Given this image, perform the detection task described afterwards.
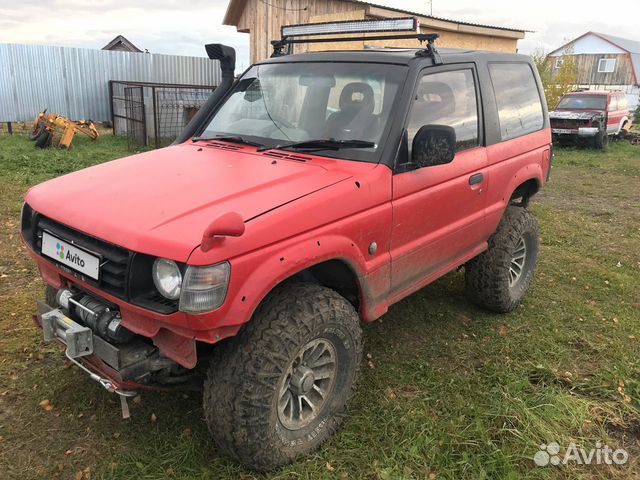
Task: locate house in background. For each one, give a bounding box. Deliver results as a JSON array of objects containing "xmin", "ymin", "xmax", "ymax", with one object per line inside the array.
[
  {"xmin": 548, "ymin": 32, "xmax": 640, "ymax": 109},
  {"xmin": 224, "ymin": 0, "xmax": 527, "ymax": 63},
  {"xmin": 102, "ymin": 35, "xmax": 144, "ymax": 53}
]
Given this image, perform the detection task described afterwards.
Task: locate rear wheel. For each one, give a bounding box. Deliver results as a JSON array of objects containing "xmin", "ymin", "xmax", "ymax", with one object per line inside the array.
[
  {"xmin": 203, "ymin": 283, "xmax": 363, "ymax": 471},
  {"xmin": 465, "ymin": 206, "xmax": 539, "ymax": 313}
]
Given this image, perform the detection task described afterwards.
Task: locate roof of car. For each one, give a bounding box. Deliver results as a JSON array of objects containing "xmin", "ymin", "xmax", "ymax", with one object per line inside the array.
[{"xmin": 256, "ymin": 48, "xmax": 531, "ymax": 66}]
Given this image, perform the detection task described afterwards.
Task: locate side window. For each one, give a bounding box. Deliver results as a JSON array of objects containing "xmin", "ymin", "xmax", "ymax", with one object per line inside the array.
[
  {"xmin": 406, "ymin": 68, "xmax": 479, "ymax": 163},
  {"xmin": 598, "ymin": 58, "xmax": 616, "ymax": 73},
  {"xmin": 609, "ymin": 95, "xmax": 618, "ymax": 112},
  {"xmin": 488, "ymin": 63, "xmax": 544, "ymax": 141},
  {"xmin": 618, "ymin": 94, "xmax": 629, "ymax": 111}
]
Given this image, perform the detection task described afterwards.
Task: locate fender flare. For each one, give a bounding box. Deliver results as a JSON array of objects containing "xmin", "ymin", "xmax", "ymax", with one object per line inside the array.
[
  {"xmin": 505, "ymin": 164, "xmax": 544, "ymax": 203},
  {"xmin": 194, "ymin": 233, "xmax": 381, "ymax": 331}
]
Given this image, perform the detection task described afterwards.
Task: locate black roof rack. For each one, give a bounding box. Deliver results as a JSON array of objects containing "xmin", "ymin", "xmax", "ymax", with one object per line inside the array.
[{"xmin": 271, "ymin": 18, "xmax": 443, "ymax": 65}]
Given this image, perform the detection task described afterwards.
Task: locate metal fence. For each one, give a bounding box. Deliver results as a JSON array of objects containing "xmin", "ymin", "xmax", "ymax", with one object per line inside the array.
[
  {"xmin": 110, "ymin": 81, "xmax": 215, "ymax": 149},
  {"xmin": 0, "ymin": 43, "xmax": 221, "ymax": 123}
]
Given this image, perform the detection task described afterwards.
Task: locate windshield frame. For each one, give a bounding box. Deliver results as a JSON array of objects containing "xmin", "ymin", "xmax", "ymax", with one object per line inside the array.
[{"xmin": 194, "ymin": 60, "xmax": 410, "ymax": 164}]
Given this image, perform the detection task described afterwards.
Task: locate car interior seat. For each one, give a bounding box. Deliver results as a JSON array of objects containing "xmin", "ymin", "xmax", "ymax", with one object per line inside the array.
[{"xmin": 326, "ymin": 82, "xmax": 379, "ymax": 141}]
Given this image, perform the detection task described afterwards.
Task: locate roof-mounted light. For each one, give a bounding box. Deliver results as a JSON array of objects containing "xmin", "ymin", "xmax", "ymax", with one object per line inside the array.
[
  {"xmin": 272, "ymin": 17, "xmax": 442, "ymax": 65},
  {"xmin": 281, "ymin": 17, "xmax": 418, "ymax": 38}
]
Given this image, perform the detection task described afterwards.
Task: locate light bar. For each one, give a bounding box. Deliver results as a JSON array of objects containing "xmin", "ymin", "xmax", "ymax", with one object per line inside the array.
[{"xmin": 281, "ymin": 17, "xmax": 418, "ymax": 38}]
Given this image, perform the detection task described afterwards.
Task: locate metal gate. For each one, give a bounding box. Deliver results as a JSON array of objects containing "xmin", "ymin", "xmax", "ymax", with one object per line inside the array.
[
  {"xmin": 124, "ymin": 86, "xmax": 146, "ymax": 148},
  {"xmin": 109, "ymin": 81, "xmax": 216, "ymax": 149},
  {"xmin": 154, "ymin": 87, "xmax": 213, "ymax": 148}
]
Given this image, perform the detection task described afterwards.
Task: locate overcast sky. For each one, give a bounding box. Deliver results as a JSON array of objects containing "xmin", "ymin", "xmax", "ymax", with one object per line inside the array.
[{"xmin": 1, "ymin": 0, "xmax": 639, "ymax": 71}]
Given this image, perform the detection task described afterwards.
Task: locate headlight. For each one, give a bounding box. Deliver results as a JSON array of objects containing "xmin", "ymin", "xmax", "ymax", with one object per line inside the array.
[
  {"xmin": 152, "ymin": 258, "xmax": 182, "ymax": 300},
  {"xmin": 179, "ymin": 262, "xmax": 230, "ymax": 314}
]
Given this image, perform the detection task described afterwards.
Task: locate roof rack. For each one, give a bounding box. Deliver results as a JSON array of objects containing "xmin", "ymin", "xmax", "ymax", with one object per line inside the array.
[{"xmin": 271, "ymin": 17, "xmax": 443, "ymax": 65}]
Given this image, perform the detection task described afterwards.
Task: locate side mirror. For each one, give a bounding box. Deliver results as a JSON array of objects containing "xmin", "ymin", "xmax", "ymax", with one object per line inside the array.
[{"xmin": 411, "ymin": 125, "xmax": 456, "ymax": 168}]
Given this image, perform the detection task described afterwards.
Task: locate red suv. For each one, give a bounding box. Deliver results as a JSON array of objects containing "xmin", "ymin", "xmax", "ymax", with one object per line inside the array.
[
  {"xmin": 550, "ymin": 90, "xmax": 632, "ymax": 148},
  {"xmin": 21, "ymin": 31, "xmax": 551, "ymax": 470}
]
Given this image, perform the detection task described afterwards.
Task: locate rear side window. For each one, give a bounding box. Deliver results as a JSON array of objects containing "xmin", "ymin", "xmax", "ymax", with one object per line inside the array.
[
  {"xmin": 488, "ymin": 63, "xmax": 544, "ymax": 141},
  {"xmin": 609, "ymin": 95, "xmax": 618, "ymax": 111},
  {"xmin": 618, "ymin": 94, "xmax": 629, "ymax": 111}
]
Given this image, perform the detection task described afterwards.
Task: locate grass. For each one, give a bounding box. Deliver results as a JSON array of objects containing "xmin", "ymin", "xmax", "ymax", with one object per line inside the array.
[{"xmin": 1, "ymin": 134, "xmax": 640, "ymax": 479}]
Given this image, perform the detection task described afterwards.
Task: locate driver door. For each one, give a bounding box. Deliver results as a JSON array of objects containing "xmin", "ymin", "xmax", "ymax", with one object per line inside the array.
[{"xmin": 390, "ymin": 65, "xmax": 488, "ymax": 297}]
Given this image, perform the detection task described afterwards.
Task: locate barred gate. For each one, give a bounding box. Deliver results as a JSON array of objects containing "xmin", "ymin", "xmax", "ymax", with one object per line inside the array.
[
  {"xmin": 109, "ymin": 81, "xmax": 216, "ymax": 149},
  {"xmin": 124, "ymin": 86, "xmax": 145, "ymax": 148}
]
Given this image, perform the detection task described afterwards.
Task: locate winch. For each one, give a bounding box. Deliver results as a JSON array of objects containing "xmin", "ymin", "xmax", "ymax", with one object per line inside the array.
[{"xmin": 54, "ymin": 288, "xmax": 133, "ymax": 344}]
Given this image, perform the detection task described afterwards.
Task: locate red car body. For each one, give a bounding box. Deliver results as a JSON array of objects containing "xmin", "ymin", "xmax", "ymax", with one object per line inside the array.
[
  {"xmin": 23, "ymin": 132, "xmax": 551, "ymax": 371},
  {"xmin": 22, "ymin": 49, "xmax": 551, "ymax": 387}
]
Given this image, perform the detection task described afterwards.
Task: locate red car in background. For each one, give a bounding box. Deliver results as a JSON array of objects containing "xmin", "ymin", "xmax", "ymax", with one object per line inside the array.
[{"xmin": 549, "ymin": 91, "xmax": 632, "ymax": 148}]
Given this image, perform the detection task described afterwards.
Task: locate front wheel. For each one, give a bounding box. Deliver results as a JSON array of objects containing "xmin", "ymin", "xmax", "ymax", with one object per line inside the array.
[
  {"xmin": 203, "ymin": 283, "xmax": 363, "ymax": 471},
  {"xmin": 593, "ymin": 129, "xmax": 609, "ymax": 149},
  {"xmin": 465, "ymin": 206, "xmax": 539, "ymax": 313}
]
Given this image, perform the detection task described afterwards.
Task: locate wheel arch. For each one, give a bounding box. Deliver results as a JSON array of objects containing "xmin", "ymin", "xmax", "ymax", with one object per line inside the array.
[
  {"xmin": 509, "ymin": 176, "xmax": 541, "ymax": 207},
  {"xmin": 226, "ymin": 244, "xmax": 374, "ymax": 332},
  {"xmin": 284, "ymin": 259, "xmax": 362, "ymax": 310},
  {"xmin": 618, "ymin": 116, "xmax": 630, "ymax": 134}
]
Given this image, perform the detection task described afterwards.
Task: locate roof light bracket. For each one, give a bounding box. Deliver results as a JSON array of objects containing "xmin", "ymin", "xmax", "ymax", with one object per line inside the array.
[
  {"xmin": 270, "ymin": 17, "xmax": 445, "ymax": 60},
  {"xmin": 415, "ymin": 33, "xmax": 443, "ymax": 65}
]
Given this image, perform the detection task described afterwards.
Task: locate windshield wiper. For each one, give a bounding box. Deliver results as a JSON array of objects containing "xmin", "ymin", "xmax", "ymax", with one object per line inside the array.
[
  {"xmin": 257, "ymin": 138, "xmax": 375, "ymax": 153},
  {"xmin": 192, "ymin": 135, "xmax": 264, "ymax": 148}
]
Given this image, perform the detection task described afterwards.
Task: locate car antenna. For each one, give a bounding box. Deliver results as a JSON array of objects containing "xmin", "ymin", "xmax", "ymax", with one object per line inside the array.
[{"xmin": 415, "ymin": 33, "xmax": 443, "ymax": 65}]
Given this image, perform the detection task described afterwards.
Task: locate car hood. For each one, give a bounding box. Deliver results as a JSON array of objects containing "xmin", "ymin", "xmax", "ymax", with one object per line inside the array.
[
  {"xmin": 25, "ymin": 143, "xmax": 359, "ymax": 261},
  {"xmin": 549, "ymin": 110, "xmax": 604, "ymax": 120}
]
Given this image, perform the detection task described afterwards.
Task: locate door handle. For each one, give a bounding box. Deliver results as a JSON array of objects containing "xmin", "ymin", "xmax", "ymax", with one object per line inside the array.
[{"xmin": 469, "ymin": 173, "xmax": 484, "ymax": 186}]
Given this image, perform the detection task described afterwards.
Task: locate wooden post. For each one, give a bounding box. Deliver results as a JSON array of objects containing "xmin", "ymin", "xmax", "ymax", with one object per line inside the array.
[{"xmin": 7, "ymin": 122, "xmax": 12, "ymax": 135}]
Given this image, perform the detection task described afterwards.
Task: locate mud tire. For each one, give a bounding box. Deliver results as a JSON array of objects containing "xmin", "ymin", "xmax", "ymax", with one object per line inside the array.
[
  {"xmin": 203, "ymin": 283, "xmax": 363, "ymax": 471},
  {"xmin": 465, "ymin": 206, "xmax": 539, "ymax": 313}
]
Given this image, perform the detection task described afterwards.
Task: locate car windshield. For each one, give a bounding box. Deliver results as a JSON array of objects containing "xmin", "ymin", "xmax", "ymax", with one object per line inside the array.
[
  {"xmin": 557, "ymin": 95, "xmax": 607, "ymax": 110},
  {"xmin": 199, "ymin": 62, "xmax": 406, "ymax": 162}
]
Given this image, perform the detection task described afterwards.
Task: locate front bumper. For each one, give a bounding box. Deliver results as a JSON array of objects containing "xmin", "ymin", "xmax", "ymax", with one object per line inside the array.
[
  {"xmin": 35, "ymin": 300, "xmax": 177, "ymax": 396},
  {"xmin": 552, "ymin": 127, "xmax": 599, "ymax": 137}
]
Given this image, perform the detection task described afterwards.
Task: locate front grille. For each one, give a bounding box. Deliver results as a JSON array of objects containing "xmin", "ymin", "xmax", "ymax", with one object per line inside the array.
[
  {"xmin": 551, "ymin": 118, "xmax": 590, "ymax": 128},
  {"xmin": 23, "ymin": 204, "xmax": 179, "ymax": 315},
  {"xmin": 35, "ymin": 216, "xmax": 130, "ymax": 299}
]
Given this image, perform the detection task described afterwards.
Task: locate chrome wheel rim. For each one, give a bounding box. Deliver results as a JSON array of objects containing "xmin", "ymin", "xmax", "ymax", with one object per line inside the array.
[
  {"xmin": 277, "ymin": 338, "xmax": 337, "ymax": 430},
  {"xmin": 509, "ymin": 236, "xmax": 527, "ymax": 287}
]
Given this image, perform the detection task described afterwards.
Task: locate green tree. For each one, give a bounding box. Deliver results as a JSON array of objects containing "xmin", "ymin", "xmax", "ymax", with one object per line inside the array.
[{"xmin": 532, "ymin": 47, "xmax": 578, "ymax": 110}]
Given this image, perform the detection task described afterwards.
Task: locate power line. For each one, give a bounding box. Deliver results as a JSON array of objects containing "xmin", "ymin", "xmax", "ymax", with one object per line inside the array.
[{"xmin": 258, "ymin": 0, "xmax": 308, "ymax": 12}]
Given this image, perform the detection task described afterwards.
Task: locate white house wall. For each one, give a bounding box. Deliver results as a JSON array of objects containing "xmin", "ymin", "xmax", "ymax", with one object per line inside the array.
[{"xmin": 549, "ymin": 34, "xmax": 626, "ymax": 56}]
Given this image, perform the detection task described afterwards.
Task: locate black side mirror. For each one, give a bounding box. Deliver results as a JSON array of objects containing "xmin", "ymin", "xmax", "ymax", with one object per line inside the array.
[{"xmin": 411, "ymin": 125, "xmax": 456, "ymax": 168}]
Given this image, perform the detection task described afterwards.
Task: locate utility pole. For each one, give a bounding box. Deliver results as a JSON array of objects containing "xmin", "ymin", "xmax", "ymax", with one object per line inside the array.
[{"xmin": 427, "ymin": 0, "xmax": 433, "ymax": 15}]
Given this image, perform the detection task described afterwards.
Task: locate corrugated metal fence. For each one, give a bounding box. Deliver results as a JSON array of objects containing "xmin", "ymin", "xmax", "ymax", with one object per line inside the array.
[{"xmin": 0, "ymin": 43, "xmax": 221, "ymax": 122}]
